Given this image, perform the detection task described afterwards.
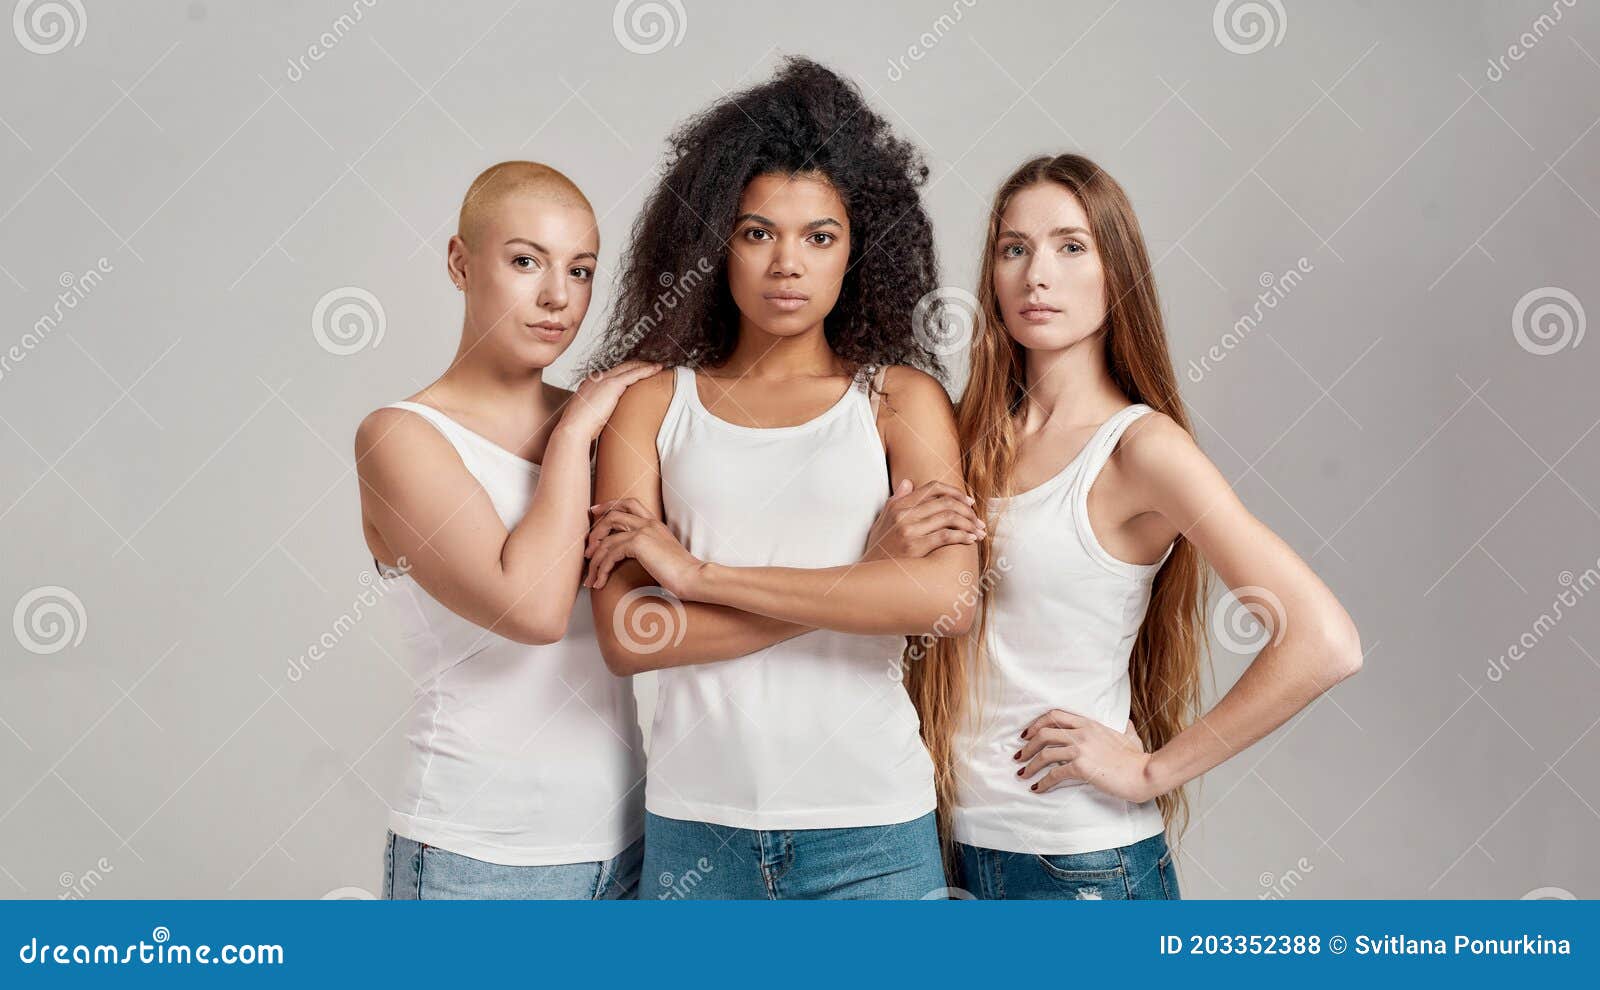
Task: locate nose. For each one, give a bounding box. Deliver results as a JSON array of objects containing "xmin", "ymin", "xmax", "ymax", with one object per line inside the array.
[
  {"xmin": 538, "ymin": 270, "xmax": 569, "ymax": 311},
  {"xmin": 769, "ymin": 236, "xmax": 804, "ymax": 278},
  {"xmin": 1023, "ymin": 253, "xmax": 1050, "ymax": 290}
]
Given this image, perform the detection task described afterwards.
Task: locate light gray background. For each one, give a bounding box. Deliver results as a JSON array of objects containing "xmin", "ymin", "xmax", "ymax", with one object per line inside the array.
[{"xmin": 1, "ymin": 0, "xmax": 1597, "ymax": 899}]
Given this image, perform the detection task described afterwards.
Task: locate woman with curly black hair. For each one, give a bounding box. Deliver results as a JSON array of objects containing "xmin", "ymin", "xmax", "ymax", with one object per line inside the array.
[{"xmin": 579, "ymin": 57, "xmax": 983, "ymax": 899}]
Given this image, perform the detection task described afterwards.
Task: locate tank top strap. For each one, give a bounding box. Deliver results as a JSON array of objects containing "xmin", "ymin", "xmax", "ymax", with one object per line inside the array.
[
  {"xmin": 865, "ymin": 363, "xmax": 888, "ymax": 417},
  {"xmin": 1071, "ymin": 403, "xmax": 1155, "ymax": 499},
  {"xmin": 385, "ymin": 400, "xmax": 473, "ymax": 455}
]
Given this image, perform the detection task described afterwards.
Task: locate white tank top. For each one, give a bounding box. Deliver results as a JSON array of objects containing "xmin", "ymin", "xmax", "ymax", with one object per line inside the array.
[
  {"xmin": 645, "ymin": 366, "xmax": 936, "ymax": 829},
  {"xmin": 951, "ymin": 403, "xmax": 1173, "ymax": 855},
  {"xmin": 376, "ymin": 400, "xmax": 645, "ymax": 865}
]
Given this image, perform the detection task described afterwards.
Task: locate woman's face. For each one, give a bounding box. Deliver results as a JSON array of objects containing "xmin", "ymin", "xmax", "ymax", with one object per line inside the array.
[
  {"xmin": 452, "ymin": 192, "xmax": 598, "ymax": 369},
  {"xmin": 991, "ymin": 181, "xmax": 1107, "ymax": 352},
  {"xmin": 726, "ymin": 171, "xmax": 851, "ymax": 337}
]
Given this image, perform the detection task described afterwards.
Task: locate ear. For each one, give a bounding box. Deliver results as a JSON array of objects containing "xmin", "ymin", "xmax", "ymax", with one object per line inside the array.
[{"xmin": 446, "ymin": 234, "xmax": 469, "ymax": 291}]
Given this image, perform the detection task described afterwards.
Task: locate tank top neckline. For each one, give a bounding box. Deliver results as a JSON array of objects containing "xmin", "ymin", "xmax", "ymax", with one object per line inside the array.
[
  {"xmin": 993, "ymin": 403, "xmax": 1146, "ymax": 506},
  {"xmin": 387, "ymin": 399, "xmax": 542, "ymax": 470},
  {"xmin": 676, "ymin": 365, "xmax": 865, "ymax": 436}
]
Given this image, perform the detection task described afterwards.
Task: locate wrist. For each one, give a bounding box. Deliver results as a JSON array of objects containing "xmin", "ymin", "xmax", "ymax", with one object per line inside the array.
[
  {"xmin": 549, "ymin": 422, "xmax": 595, "ymax": 455},
  {"xmin": 1139, "ymin": 748, "xmax": 1177, "ymax": 803},
  {"xmin": 683, "ymin": 560, "xmax": 725, "ymax": 603}
]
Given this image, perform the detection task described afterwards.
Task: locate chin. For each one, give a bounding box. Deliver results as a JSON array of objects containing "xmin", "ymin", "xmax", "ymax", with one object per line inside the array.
[{"xmin": 1005, "ymin": 319, "xmax": 1093, "ymax": 352}]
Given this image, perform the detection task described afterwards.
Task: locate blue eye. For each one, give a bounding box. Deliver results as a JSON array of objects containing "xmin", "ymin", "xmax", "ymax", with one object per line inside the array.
[
  {"xmin": 1064, "ymin": 242, "xmax": 1085, "ymax": 254},
  {"xmin": 1002, "ymin": 243, "xmax": 1025, "ymax": 258}
]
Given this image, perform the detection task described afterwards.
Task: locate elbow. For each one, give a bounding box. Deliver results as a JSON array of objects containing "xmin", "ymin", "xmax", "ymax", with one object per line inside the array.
[
  {"xmin": 597, "ymin": 636, "xmax": 650, "ymax": 677},
  {"xmin": 502, "ymin": 609, "xmax": 568, "ymax": 647},
  {"xmin": 911, "ymin": 576, "xmax": 981, "ymax": 638},
  {"xmin": 1318, "ymin": 612, "xmax": 1363, "ymax": 684}
]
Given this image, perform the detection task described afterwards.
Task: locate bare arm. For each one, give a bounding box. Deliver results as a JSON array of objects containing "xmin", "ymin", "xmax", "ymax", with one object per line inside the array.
[
  {"xmin": 354, "ymin": 361, "xmax": 658, "ymax": 645},
  {"xmin": 588, "ymin": 366, "xmax": 982, "ymax": 638},
  {"xmin": 1018, "ymin": 412, "xmax": 1363, "ymax": 801},
  {"xmin": 588, "ymin": 369, "xmax": 812, "ymax": 676}
]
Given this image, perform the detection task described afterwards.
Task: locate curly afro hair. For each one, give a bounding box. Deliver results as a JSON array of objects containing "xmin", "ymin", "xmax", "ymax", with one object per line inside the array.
[{"xmin": 584, "ymin": 56, "xmax": 945, "ymax": 383}]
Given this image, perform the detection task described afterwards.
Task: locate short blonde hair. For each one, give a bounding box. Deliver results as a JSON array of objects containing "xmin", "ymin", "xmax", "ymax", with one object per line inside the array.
[{"xmin": 457, "ymin": 161, "xmax": 593, "ymax": 247}]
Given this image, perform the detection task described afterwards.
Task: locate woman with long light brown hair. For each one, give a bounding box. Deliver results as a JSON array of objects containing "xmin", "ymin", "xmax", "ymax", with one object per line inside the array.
[{"xmin": 907, "ymin": 153, "xmax": 1363, "ymax": 899}]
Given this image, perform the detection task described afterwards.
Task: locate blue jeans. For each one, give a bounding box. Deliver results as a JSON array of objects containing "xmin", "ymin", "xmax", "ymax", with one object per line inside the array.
[
  {"xmin": 641, "ymin": 810, "xmax": 945, "ymax": 899},
  {"xmin": 382, "ymin": 830, "xmax": 643, "ymax": 900},
  {"xmin": 955, "ymin": 831, "xmax": 1180, "ymax": 900}
]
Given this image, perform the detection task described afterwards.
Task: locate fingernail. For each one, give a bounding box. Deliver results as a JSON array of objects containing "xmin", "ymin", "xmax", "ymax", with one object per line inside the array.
[
  {"xmin": 1029, "ymin": 783, "xmax": 1039, "ymax": 791},
  {"xmin": 1016, "ymin": 767, "xmax": 1025, "ymax": 777},
  {"xmin": 1012, "ymin": 749, "xmax": 1021, "ymax": 760},
  {"xmin": 1020, "ymin": 729, "xmax": 1029, "ymax": 739}
]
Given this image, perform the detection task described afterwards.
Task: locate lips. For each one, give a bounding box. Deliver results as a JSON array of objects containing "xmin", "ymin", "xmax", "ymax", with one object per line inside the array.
[
  {"xmin": 527, "ymin": 321, "xmax": 566, "ymax": 341},
  {"xmin": 1018, "ymin": 303, "xmax": 1060, "ymax": 323},
  {"xmin": 764, "ymin": 291, "xmax": 809, "ymax": 312}
]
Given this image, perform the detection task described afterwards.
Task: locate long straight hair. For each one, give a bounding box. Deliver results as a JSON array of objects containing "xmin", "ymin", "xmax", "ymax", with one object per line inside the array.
[{"xmin": 908, "ymin": 154, "xmax": 1210, "ymax": 870}]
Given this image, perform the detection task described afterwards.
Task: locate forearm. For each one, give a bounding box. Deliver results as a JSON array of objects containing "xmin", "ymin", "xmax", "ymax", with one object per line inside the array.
[
  {"xmin": 686, "ymin": 544, "xmax": 980, "ymax": 636},
  {"xmin": 496, "ymin": 425, "xmax": 593, "ymax": 633},
  {"xmin": 593, "ymin": 562, "xmax": 811, "ymax": 674},
  {"xmin": 1143, "ymin": 621, "xmax": 1362, "ymax": 796}
]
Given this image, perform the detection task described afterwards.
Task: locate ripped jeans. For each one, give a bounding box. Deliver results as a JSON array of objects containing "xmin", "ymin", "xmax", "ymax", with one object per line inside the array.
[{"xmin": 953, "ymin": 830, "xmax": 1179, "ymax": 900}]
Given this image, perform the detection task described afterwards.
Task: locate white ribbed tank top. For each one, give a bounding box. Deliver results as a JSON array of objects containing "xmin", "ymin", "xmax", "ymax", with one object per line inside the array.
[
  {"xmin": 645, "ymin": 366, "xmax": 936, "ymax": 829},
  {"xmin": 376, "ymin": 400, "xmax": 645, "ymax": 865},
  {"xmin": 951, "ymin": 403, "xmax": 1174, "ymax": 855}
]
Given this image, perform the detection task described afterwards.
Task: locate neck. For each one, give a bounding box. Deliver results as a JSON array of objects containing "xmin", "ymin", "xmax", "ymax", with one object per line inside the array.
[
  {"xmin": 1017, "ymin": 327, "xmax": 1126, "ymax": 430},
  {"xmin": 717, "ymin": 316, "xmax": 838, "ymax": 379},
  {"xmin": 424, "ymin": 324, "xmax": 555, "ymax": 420}
]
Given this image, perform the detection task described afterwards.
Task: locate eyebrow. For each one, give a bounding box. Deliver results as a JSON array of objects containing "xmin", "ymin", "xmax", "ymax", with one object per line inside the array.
[
  {"xmin": 504, "ymin": 238, "xmax": 598, "ymax": 262},
  {"xmin": 734, "ymin": 213, "xmax": 844, "ymax": 232},
  {"xmin": 997, "ymin": 225, "xmax": 1091, "ymax": 241}
]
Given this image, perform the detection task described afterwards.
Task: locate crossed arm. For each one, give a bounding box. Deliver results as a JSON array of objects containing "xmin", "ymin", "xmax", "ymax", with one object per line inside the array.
[{"xmin": 588, "ymin": 366, "xmax": 981, "ymax": 675}]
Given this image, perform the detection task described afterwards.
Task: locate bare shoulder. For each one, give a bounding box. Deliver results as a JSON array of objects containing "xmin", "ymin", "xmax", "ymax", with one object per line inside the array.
[
  {"xmin": 612, "ymin": 365, "xmax": 676, "ymax": 419},
  {"xmin": 353, "ymin": 404, "xmax": 460, "ymax": 484},
  {"xmin": 1111, "ymin": 409, "xmax": 1225, "ymax": 508},
  {"xmin": 876, "ymin": 364, "xmax": 954, "ymax": 418}
]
